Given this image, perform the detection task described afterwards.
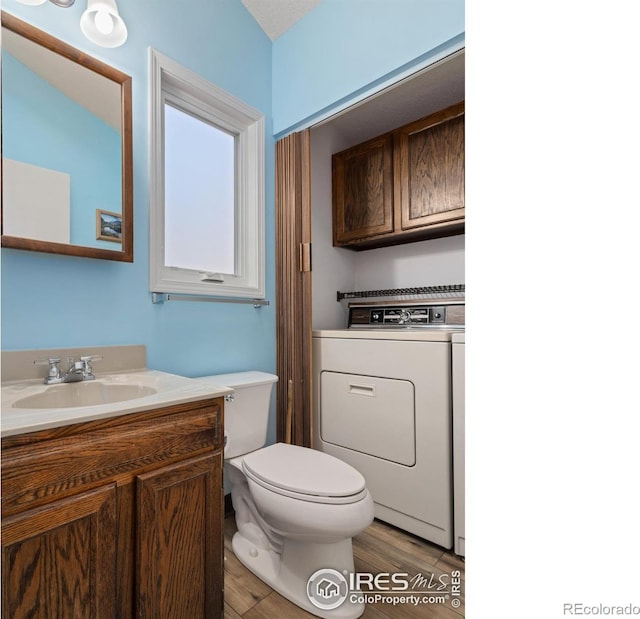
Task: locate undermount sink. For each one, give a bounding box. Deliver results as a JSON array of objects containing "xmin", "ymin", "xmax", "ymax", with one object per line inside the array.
[{"xmin": 12, "ymin": 381, "xmax": 157, "ymax": 409}]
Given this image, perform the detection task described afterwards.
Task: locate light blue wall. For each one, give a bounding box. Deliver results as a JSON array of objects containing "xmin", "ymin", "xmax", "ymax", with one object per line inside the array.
[
  {"xmin": 2, "ymin": 0, "xmax": 463, "ymax": 446},
  {"xmin": 1, "ymin": 0, "xmax": 275, "ymax": 399},
  {"xmin": 3, "ymin": 53, "xmax": 121, "ymax": 250},
  {"xmin": 272, "ymin": 0, "xmax": 465, "ymax": 135}
]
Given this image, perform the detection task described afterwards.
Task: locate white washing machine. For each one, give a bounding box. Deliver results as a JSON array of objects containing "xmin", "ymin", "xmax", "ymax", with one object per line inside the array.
[
  {"xmin": 313, "ymin": 302, "xmax": 463, "ymax": 549},
  {"xmin": 452, "ymin": 331, "xmax": 465, "ymax": 556}
]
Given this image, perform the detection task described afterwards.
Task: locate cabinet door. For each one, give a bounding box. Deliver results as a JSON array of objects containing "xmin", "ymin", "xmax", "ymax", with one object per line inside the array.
[
  {"xmin": 395, "ymin": 102, "xmax": 465, "ymax": 231},
  {"xmin": 332, "ymin": 134, "xmax": 394, "ymax": 244},
  {"xmin": 1, "ymin": 484, "xmax": 117, "ymax": 619},
  {"xmin": 136, "ymin": 452, "xmax": 222, "ymax": 619}
]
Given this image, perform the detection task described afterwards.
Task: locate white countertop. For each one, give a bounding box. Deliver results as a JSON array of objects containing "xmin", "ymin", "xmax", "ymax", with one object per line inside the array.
[{"xmin": 1, "ymin": 369, "xmax": 233, "ymax": 438}]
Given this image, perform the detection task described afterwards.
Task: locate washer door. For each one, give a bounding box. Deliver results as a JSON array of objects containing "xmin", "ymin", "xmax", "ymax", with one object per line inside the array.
[{"xmin": 319, "ymin": 371, "xmax": 416, "ymax": 466}]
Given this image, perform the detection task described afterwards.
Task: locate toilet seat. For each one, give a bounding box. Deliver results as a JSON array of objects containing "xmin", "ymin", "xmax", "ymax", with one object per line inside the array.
[{"xmin": 242, "ymin": 443, "xmax": 368, "ymax": 505}]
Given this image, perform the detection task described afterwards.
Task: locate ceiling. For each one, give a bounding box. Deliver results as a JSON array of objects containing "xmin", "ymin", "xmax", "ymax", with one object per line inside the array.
[
  {"xmin": 241, "ymin": 0, "xmax": 321, "ymax": 40},
  {"xmin": 314, "ymin": 49, "xmax": 465, "ymax": 147}
]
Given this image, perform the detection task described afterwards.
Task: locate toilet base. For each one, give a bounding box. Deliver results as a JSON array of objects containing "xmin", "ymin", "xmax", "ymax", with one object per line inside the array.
[{"xmin": 232, "ymin": 531, "xmax": 365, "ymax": 619}]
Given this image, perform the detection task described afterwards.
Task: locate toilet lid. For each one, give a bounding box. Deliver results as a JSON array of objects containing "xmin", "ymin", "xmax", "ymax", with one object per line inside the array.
[{"xmin": 242, "ymin": 443, "xmax": 366, "ymax": 499}]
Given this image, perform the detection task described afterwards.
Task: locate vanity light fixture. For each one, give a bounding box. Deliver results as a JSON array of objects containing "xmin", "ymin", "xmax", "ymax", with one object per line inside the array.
[
  {"xmin": 80, "ymin": 0, "xmax": 127, "ymax": 47},
  {"xmin": 14, "ymin": 0, "xmax": 128, "ymax": 48}
]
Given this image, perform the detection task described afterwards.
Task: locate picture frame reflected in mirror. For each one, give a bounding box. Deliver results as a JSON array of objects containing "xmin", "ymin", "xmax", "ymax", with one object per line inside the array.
[{"xmin": 96, "ymin": 209, "xmax": 122, "ymax": 242}]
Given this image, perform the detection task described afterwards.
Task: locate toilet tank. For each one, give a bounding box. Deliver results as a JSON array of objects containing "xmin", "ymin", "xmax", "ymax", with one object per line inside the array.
[{"xmin": 195, "ymin": 371, "xmax": 278, "ymax": 458}]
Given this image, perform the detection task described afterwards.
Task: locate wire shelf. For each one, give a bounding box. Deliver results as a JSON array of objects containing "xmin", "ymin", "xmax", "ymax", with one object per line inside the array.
[{"xmin": 337, "ymin": 284, "xmax": 464, "ymax": 302}]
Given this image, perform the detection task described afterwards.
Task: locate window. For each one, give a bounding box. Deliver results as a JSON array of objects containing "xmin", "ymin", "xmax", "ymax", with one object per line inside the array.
[{"xmin": 149, "ymin": 49, "xmax": 265, "ymax": 299}]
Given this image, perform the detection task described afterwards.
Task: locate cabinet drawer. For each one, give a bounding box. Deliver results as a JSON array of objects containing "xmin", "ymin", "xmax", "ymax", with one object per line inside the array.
[{"xmin": 1, "ymin": 400, "xmax": 222, "ymax": 516}]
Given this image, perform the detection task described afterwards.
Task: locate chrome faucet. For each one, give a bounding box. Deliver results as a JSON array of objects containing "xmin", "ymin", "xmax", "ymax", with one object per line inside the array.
[{"xmin": 35, "ymin": 355, "xmax": 103, "ymax": 384}]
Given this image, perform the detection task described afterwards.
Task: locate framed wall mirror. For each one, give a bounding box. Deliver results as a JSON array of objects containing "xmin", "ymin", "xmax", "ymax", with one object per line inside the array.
[{"xmin": 1, "ymin": 12, "xmax": 133, "ymax": 262}]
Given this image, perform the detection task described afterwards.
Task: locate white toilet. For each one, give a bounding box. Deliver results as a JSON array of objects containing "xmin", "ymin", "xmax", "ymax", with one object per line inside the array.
[{"xmin": 198, "ymin": 371, "xmax": 374, "ymax": 619}]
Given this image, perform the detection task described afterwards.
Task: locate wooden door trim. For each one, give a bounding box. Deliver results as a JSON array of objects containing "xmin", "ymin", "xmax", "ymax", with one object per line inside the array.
[{"xmin": 275, "ymin": 130, "xmax": 312, "ymax": 447}]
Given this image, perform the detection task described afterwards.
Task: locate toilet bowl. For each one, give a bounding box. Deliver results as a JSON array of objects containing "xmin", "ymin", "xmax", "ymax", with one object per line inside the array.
[{"xmin": 195, "ymin": 371, "xmax": 374, "ymax": 619}]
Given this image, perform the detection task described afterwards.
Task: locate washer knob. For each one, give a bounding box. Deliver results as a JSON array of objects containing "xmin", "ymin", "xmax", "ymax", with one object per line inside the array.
[{"xmin": 399, "ymin": 309, "xmax": 411, "ymax": 324}]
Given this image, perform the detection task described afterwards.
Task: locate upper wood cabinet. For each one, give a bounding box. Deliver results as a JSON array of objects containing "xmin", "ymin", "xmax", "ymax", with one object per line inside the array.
[
  {"xmin": 332, "ymin": 101, "xmax": 465, "ymax": 249},
  {"xmin": 396, "ymin": 104, "xmax": 465, "ymax": 232},
  {"xmin": 332, "ymin": 134, "xmax": 394, "ymax": 244}
]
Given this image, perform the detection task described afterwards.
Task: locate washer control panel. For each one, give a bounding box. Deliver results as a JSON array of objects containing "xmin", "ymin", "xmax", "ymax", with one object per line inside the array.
[{"xmin": 348, "ymin": 304, "xmax": 458, "ymax": 328}]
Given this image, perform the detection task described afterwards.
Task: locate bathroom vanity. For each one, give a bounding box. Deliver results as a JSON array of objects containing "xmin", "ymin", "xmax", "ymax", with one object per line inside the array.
[
  {"xmin": 2, "ymin": 398, "xmax": 224, "ymax": 618},
  {"xmin": 1, "ymin": 350, "xmax": 229, "ymax": 618}
]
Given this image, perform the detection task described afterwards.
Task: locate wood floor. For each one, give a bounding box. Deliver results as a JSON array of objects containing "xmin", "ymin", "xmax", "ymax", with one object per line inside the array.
[{"xmin": 223, "ymin": 515, "xmax": 465, "ymax": 619}]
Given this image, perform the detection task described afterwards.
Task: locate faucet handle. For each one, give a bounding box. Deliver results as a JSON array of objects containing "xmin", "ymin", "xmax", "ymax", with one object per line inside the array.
[
  {"xmin": 34, "ymin": 358, "xmax": 62, "ymax": 382},
  {"xmin": 35, "ymin": 357, "xmax": 61, "ymax": 365},
  {"xmin": 80, "ymin": 355, "xmax": 103, "ymax": 363},
  {"xmin": 80, "ymin": 355, "xmax": 102, "ymax": 377}
]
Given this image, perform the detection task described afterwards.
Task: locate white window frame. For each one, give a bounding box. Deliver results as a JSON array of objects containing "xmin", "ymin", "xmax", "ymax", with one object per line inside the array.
[{"xmin": 149, "ymin": 49, "xmax": 265, "ymax": 299}]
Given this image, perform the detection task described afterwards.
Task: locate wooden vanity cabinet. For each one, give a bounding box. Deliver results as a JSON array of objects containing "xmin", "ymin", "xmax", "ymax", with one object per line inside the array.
[
  {"xmin": 1, "ymin": 398, "xmax": 224, "ymax": 619},
  {"xmin": 332, "ymin": 101, "xmax": 465, "ymax": 249}
]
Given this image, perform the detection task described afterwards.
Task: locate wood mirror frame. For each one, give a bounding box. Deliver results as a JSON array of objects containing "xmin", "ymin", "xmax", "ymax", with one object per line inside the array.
[{"xmin": 1, "ymin": 12, "xmax": 133, "ymax": 262}]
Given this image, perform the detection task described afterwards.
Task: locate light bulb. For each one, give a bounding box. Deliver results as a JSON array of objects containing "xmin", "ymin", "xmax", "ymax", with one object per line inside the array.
[{"xmin": 94, "ymin": 9, "xmax": 114, "ymax": 35}]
